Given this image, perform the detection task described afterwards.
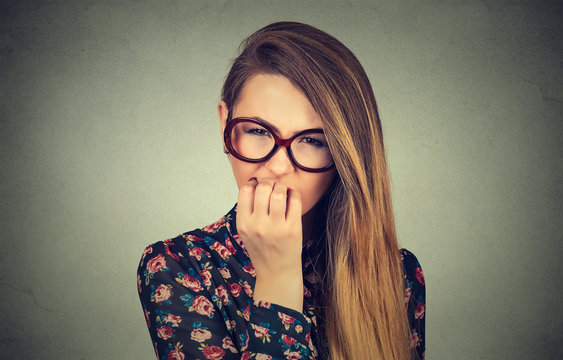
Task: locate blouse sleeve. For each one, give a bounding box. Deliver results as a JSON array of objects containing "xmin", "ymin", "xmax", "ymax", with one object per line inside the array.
[
  {"xmin": 247, "ymin": 300, "xmax": 316, "ymax": 359},
  {"xmin": 402, "ymin": 249, "xmax": 426, "ymax": 360},
  {"xmin": 137, "ymin": 240, "xmax": 316, "ymax": 360}
]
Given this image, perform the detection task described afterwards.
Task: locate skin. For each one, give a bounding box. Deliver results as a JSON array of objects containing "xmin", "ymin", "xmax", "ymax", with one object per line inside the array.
[{"xmin": 218, "ymin": 73, "xmax": 337, "ymax": 312}]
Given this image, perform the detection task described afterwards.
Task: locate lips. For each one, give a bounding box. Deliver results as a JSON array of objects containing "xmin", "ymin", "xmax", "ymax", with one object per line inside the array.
[{"xmin": 247, "ymin": 177, "xmax": 292, "ymax": 192}]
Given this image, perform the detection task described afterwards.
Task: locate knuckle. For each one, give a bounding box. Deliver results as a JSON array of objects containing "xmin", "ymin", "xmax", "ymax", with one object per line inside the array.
[
  {"xmin": 271, "ymin": 191, "xmax": 286, "ymax": 200},
  {"xmin": 240, "ymin": 184, "xmax": 255, "ymax": 193},
  {"xmin": 256, "ymin": 183, "xmax": 272, "ymax": 193},
  {"xmin": 236, "ymin": 219, "xmax": 247, "ymax": 231},
  {"xmin": 254, "ymin": 226, "xmax": 266, "ymax": 238},
  {"xmin": 289, "ymin": 194, "xmax": 301, "ymax": 204}
]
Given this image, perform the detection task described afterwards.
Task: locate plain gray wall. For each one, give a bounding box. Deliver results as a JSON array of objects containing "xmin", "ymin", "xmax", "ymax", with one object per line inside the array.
[{"xmin": 1, "ymin": 1, "xmax": 561, "ymax": 359}]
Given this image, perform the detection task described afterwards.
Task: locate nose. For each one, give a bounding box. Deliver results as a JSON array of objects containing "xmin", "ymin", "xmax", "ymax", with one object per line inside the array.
[{"xmin": 265, "ymin": 145, "xmax": 295, "ymax": 175}]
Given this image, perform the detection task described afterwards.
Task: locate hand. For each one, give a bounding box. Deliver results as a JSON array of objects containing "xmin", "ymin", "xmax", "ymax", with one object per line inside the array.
[
  {"xmin": 236, "ymin": 177, "xmax": 304, "ymax": 311},
  {"xmin": 237, "ymin": 177, "xmax": 303, "ymax": 277}
]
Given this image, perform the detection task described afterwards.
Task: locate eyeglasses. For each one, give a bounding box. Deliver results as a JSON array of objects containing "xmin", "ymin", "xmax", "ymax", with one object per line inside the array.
[{"xmin": 223, "ymin": 117, "xmax": 335, "ymax": 173}]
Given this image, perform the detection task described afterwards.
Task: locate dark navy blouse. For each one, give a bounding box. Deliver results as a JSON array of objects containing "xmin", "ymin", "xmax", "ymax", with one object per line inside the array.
[{"xmin": 137, "ymin": 204, "xmax": 425, "ymax": 359}]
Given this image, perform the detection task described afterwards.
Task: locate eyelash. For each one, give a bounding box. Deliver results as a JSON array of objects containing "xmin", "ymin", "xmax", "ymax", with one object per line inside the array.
[
  {"xmin": 247, "ymin": 128, "xmax": 271, "ymax": 136},
  {"xmin": 246, "ymin": 126, "xmax": 327, "ymax": 147},
  {"xmin": 299, "ymin": 137, "xmax": 326, "ymax": 147}
]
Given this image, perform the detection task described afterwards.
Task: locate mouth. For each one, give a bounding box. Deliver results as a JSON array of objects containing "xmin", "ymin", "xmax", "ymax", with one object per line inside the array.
[{"xmin": 247, "ymin": 177, "xmax": 292, "ymax": 190}]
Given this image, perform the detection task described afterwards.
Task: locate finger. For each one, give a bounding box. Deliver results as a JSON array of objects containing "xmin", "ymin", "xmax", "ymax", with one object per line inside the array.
[
  {"xmin": 238, "ymin": 178, "xmax": 258, "ymax": 217},
  {"xmin": 269, "ymin": 182, "xmax": 288, "ymax": 221},
  {"xmin": 253, "ymin": 178, "xmax": 275, "ymax": 216},
  {"xmin": 286, "ymin": 187, "xmax": 302, "ymax": 223}
]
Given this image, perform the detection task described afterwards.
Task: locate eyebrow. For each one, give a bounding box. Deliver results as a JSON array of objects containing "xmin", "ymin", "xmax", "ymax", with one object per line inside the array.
[{"xmin": 244, "ymin": 116, "xmax": 324, "ymax": 136}]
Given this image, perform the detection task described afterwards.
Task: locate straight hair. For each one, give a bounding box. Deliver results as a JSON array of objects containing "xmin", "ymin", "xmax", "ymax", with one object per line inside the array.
[{"xmin": 221, "ymin": 22, "xmax": 413, "ymax": 360}]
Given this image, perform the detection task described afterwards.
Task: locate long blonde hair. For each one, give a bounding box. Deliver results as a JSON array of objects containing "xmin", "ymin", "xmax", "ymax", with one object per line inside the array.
[{"xmin": 221, "ymin": 22, "xmax": 413, "ymax": 360}]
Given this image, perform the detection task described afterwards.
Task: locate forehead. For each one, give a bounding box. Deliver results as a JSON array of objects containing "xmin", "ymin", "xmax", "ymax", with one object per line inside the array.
[{"xmin": 233, "ymin": 73, "xmax": 323, "ymax": 137}]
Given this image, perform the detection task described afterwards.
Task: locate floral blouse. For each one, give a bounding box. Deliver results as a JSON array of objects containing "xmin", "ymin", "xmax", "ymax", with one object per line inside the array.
[{"xmin": 137, "ymin": 204, "xmax": 426, "ymax": 360}]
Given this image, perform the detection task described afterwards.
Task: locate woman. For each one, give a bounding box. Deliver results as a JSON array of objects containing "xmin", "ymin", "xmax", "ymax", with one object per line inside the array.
[{"xmin": 137, "ymin": 22, "xmax": 425, "ymax": 360}]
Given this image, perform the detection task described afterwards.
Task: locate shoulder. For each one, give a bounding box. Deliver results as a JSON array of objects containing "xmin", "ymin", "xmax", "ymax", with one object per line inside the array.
[
  {"xmin": 139, "ymin": 222, "xmax": 224, "ymax": 268},
  {"xmin": 136, "ymin": 225, "xmax": 219, "ymax": 300},
  {"xmin": 400, "ymin": 249, "xmax": 426, "ymax": 356},
  {"xmin": 400, "ymin": 248, "xmax": 424, "ymax": 286},
  {"xmin": 400, "ymin": 248, "xmax": 425, "ymax": 311},
  {"xmin": 400, "ymin": 248, "xmax": 425, "ymax": 319},
  {"xmin": 137, "ymin": 208, "xmax": 242, "ymax": 280}
]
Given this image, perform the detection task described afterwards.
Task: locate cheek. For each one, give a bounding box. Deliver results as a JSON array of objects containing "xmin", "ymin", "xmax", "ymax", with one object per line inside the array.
[
  {"xmin": 299, "ymin": 171, "xmax": 337, "ymax": 213},
  {"xmin": 229, "ymin": 158, "xmax": 260, "ymax": 188}
]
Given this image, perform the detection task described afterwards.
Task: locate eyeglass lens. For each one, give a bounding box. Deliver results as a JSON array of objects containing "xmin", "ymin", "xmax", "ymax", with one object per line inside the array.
[{"xmin": 229, "ymin": 121, "xmax": 332, "ymax": 169}]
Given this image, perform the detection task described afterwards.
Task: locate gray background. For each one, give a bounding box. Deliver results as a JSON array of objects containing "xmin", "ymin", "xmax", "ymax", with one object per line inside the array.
[{"xmin": 1, "ymin": 0, "xmax": 561, "ymax": 359}]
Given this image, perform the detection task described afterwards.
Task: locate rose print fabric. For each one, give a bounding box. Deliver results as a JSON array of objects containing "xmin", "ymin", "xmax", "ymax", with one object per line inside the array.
[{"xmin": 137, "ymin": 204, "xmax": 425, "ymax": 359}]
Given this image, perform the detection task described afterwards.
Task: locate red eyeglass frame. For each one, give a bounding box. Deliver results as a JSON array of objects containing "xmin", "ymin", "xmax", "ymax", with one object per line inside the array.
[{"xmin": 223, "ymin": 117, "xmax": 335, "ymax": 173}]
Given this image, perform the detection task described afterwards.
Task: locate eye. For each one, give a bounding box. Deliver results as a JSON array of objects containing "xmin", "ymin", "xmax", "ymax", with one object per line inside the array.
[
  {"xmin": 246, "ymin": 127, "xmax": 271, "ymax": 136},
  {"xmin": 299, "ymin": 136, "xmax": 326, "ymax": 147}
]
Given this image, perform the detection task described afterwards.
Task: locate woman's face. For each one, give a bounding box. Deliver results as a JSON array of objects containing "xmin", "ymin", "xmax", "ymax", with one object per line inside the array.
[{"xmin": 218, "ymin": 73, "xmax": 337, "ymax": 215}]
